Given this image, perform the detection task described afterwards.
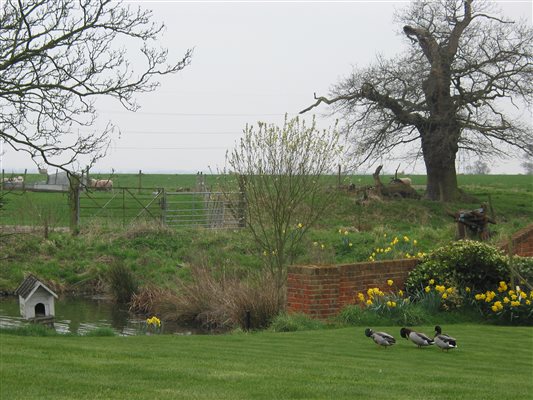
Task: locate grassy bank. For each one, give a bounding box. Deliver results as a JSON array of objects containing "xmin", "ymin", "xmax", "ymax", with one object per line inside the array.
[{"xmin": 1, "ymin": 324, "xmax": 531, "ymax": 399}]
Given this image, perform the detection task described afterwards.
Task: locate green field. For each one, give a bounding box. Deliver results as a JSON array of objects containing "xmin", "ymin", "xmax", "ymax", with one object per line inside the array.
[
  {"xmin": 1, "ymin": 173, "xmax": 531, "ymax": 293},
  {"xmin": 1, "ymin": 324, "xmax": 531, "ymax": 399}
]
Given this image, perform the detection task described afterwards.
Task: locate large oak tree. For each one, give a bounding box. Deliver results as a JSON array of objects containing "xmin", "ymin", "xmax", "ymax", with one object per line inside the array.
[
  {"xmin": 301, "ymin": 0, "xmax": 532, "ymax": 201},
  {"xmin": 0, "ymin": 0, "xmax": 192, "ymax": 173}
]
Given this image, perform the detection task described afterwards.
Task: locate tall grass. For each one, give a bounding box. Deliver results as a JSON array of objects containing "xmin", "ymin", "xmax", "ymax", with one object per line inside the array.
[{"xmin": 131, "ymin": 265, "xmax": 280, "ymax": 330}]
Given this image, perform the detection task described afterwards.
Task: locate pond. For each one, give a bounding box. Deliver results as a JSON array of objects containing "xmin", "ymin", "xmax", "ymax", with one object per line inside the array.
[{"xmin": 0, "ymin": 296, "xmax": 200, "ymax": 336}]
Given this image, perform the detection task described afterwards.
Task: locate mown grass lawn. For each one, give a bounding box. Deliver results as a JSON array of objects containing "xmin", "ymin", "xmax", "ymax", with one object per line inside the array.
[{"xmin": 1, "ymin": 324, "xmax": 532, "ymax": 399}]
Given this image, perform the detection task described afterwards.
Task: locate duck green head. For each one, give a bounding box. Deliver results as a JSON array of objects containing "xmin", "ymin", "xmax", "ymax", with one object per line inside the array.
[
  {"xmin": 434, "ymin": 325, "xmax": 442, "ymax": 335},
  {"xmin": 365, "ymin": 328, "xmax": 373, "ymax": 337},
  {"xmin": 400, "ymin": 327, "xmax": 410, "ymax": 339}
]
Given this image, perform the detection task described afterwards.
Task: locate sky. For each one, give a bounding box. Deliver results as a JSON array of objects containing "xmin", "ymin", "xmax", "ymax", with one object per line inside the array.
[{"xmin": 2, "ymin": 0, "xmax": 532, "ymax": 175}]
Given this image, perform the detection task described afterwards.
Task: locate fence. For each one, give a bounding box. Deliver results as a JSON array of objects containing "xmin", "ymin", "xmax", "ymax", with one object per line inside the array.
[
  {"xmin": 78, "ymin": 188, "xmax": 244, "ymax": 229},
  {"xmin": 164, "ymin": 191, "xmax": 244, "ymax": 228},
  {"xmin": 1, "ymin": 186, "xmax": 245, "ymax": 230}
]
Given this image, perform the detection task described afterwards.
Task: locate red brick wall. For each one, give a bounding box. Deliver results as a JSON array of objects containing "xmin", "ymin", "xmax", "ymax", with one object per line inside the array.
[
  {"xmin": 500, "ymin": 223, "xmax": 533, "ymax": 257},
  {"xmin": 287, "ymin": 259, "xmax": 418, "ymax": 319}
]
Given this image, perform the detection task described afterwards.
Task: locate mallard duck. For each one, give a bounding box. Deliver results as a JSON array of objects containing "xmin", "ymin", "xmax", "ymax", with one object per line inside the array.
[
  {"xmin": 365, "ymin": 328, "xmax": 396, "ymax": 348},
  {"xmin": 400, "ymin": 327, "xmax": 434, "ymax": 348},
  {"xmin": 434, "ymin": 325, "xmax": 457, "ymax": 351}
]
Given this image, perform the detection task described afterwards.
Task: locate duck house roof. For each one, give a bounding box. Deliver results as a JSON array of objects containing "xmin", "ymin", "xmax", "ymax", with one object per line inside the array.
[{"xmin": 14, "ymin": 274, "xmax": 58, "ymax": 300}]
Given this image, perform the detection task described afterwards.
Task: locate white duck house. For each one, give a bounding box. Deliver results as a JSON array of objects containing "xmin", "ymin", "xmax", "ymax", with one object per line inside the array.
[{"xmin": 15, "ymin": 275, "xmax": 58, "ymax": 320}]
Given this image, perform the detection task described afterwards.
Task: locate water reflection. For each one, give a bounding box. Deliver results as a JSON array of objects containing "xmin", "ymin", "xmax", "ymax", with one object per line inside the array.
[{"xmin": 0, "ymin": 296, "xmax": 197, "ymax": 336}]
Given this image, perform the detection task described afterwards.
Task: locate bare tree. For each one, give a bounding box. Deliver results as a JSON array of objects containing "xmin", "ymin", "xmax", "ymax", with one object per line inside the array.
[
  {"xmin": 521, "ymin": 144, "xmax": 533, "ymax": 175},
  {"xmin": 224, "ymin": 116, "xmax": 343, "ymax": 305},
  {"xmin": 301, "ymin": 0, "xmax": 532, "ymax": 201},
  {"xmin": 0, "ymin": 0, "xmax": 192, "ymax": 173}
]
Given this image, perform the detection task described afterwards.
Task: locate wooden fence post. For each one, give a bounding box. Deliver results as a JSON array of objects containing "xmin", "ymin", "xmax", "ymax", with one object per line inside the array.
[
  {"xmin": 138, "ymin": 170, "xmax": 142, "ymax": 194},
  {"xmin": 68, "ymin": 174, "xmax": 80, "ymax": 236}
]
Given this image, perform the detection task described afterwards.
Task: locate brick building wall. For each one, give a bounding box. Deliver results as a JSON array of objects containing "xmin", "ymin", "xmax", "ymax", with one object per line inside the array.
[
  {"xmin": 500, "ymin": 223, "xmax": 533, "ymax": 257},
  {"xmin": 287, "ymin": 259, "xmax": 418, "ymax": 319}
]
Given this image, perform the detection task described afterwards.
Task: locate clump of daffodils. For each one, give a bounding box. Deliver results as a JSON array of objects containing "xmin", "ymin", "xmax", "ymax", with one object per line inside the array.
[
  {"xmin": 471, "ymin": 283, "xmax": 532, "ymax": 323},
  {"xmin": 368, "ymin": 233, "xmax": 425, "ymax": 262},
  {"xmin": 145, "ymin": 316, "xmax": 162, "ymax": 334}
]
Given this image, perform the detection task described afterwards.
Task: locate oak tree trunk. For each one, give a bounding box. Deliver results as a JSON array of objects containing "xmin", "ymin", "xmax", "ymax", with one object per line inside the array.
[{"xmin": 421, "ymin": 123, "xmax": 460, "ymax": 201}]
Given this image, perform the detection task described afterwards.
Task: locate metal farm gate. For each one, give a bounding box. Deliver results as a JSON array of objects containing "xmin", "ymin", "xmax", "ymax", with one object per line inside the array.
[
  {"xmin": 78, "ymin": 188, "xmax": 244, "ymax": 229},
  {"xmin": 163, "ymin": 191, "xmax": 245, "ymax": 228},
  {"xmin": 79, "ymin": 187, "xmax": 165, "ymax": 227}
]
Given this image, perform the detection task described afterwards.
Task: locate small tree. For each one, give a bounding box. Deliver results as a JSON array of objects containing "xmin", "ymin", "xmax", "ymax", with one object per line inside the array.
[
  {"xmin": 225, "ymin": 116, "xmax": 343, "ymax": 305},
  {"xmin": 464, "ymin": 160, "xmax": 490, "ymax": 175}
]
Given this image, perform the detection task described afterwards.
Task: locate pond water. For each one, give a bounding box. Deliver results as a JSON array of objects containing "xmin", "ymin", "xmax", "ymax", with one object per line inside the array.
[{"xmin": 0, "ymin": 296, "xmax": 199, "ymax": 336}]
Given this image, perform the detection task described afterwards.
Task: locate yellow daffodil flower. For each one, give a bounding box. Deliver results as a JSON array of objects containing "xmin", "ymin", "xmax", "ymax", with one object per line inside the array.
[
  {"xmin": 425, "ymin": 286, "xmax": 431, "ymax": 293},
  {"xmin": 442, "ymin": 293, "xmax": 448, "ymax": 299},
  {"xmin": 387, "ymin": 279, "xmax": 394, "ymax": 286},
  {"xmin": 429, "ymin": 279, "xmax": 435, "ymax": 285}
]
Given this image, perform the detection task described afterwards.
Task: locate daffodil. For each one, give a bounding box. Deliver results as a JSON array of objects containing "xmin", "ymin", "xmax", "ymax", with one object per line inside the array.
[
  {"xmin": 435, "ymin": 285, "xmax": 446, "ymax": 293},
  {"xmin": 398, "ymin": 290, "xmax": 404, "ymax": 297},
  {"xmin": 465, "ymin": 287, "xmax": 471, "ymax": 293},
  {"xmin": 357, "ymin": 293, "xmax": 365, "ymax": 302},
  {"xmin": 442, "ymin": 293, "xmax": 448, "ymax": 299},
  {"xmin": 503, "ymin": 296, "xmax": 510, "ymax": 303},
  {"xmin": 387, "ymin": 279, "xmax": 394, "ymax": 286},
  {"xmin": 366, "ymin": 299, "xmax": 373, "ymax": 306},
  {"xmin": 297, "ymin": 223, "xmax": 303, "ymax": 229},
  {"xmin": 511, "ymin": 301, "xmax": 521, "ymax": 307},
  {"xmin": 429, "ymin": 279, "xmax": 435, "ymax": 285},
  {"xmin": 491, "ymin": 301, "xmax": 503, "ymax": 312},
  {"xmin": 425, "ymin": 286, "xmax": 431, "ymax": 293}
]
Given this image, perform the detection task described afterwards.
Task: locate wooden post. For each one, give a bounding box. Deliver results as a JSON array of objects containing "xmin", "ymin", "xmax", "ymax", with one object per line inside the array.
[
  {"xmin": 23, "ymin": 168, "xmax": 27, "ymax": 190},
  {"xmin": 68, "ymin": 174, "xmax": 80, "ymax": 236},
  {"xmin": 1, "ymin": 169, "xmax": 4, "ymax": 197},
  {"xmin": 122, "ymin": 188, "xmax": 126, "ymax": 228},
  {"xmin": 160, "ymin": 188, "xmax": 166, "ymax": 225},
  {"xmin": 337, "ymin": 164, "xmax": 341, "ymax": 187},
  {"xmin": 138, "ymin": 169, "xmax": 142, "ymax": 194}
]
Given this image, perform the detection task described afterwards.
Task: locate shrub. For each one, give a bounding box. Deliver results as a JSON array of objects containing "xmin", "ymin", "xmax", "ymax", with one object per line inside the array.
[
  {"xmin": 0, "ymin": 324, "xmax": 59, "ymax": 336},
  {"xmin": 405, "ymin": 240, "xmax": 509, "ymax": 292},
  {"xmin": 269, "ymin": 313, "xmax": 327, "ymax": 332},
  {"xmin": 106, "ymin": 261, "xmax": 138, "ymax": 303},
  {"xmin": 84, "ymin": 327, "xmax": 116, "ymax": 337}
]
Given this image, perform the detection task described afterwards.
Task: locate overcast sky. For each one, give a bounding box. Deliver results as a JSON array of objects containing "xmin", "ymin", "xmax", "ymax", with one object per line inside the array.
[{"xmin": 2, "ymin": 0, "xmax": 532, "ymax": 175}]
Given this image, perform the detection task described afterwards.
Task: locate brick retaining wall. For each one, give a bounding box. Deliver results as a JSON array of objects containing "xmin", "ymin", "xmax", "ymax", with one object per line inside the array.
[
  {"xmin": 500, "ymin": 223, "xmax": 533, "ymax": 257},
  {"xmin": 287, "ymin": 224, "xmax": 533, "ymax": 320},
  {"xmin": 287, "ymin": 259, "xmax": 418, "ymax": 319}
]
